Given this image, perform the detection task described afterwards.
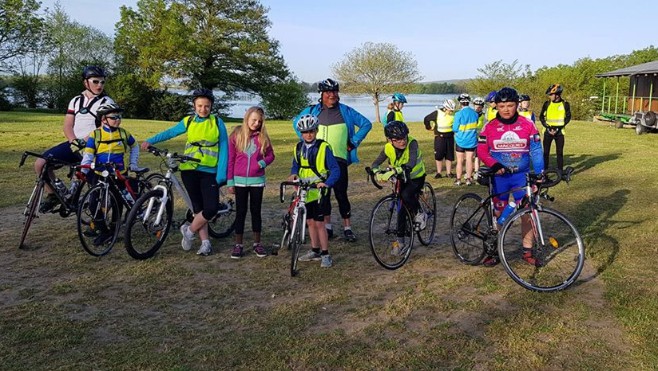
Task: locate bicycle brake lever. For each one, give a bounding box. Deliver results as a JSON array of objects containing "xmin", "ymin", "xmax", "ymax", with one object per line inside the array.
[{"xmin": 19, "ymin": 152, "xmax": 28, "ymax": 168}]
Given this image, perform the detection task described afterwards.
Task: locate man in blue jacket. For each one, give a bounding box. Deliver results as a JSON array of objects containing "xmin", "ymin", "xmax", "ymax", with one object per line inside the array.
[{"xmin": 293, "ymin": 78, "xmax": 372, "ymax": 242}]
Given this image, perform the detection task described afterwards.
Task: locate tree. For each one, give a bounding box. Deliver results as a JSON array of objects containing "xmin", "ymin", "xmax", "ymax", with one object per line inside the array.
[
  {"xmin": 114, "ymin": 0, "xmax": 290, "ymax": 101},
  {"xmin": 467, "ymin": 59, "xmax": 531, "ymax": 97},
  {"xmin": 333, "ymin": 42, "xmax": 422, "ymax": 123},
  {"xmin": 0, "ymin": 0, "xmax": 44, "ymax": 72},
  {"xmin": 260, "ymin": 77, "xmax": 310, "ymax": 120}
]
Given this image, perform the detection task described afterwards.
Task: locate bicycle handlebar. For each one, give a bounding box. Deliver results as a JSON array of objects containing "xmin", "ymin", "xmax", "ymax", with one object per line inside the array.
[
  {"xmin": 365, "ymin": 166, "xmax": 406, "ymax": 190},
  {"xmin": 19, "ymin": 151, "xmax": 76, "ymax": 168},
  {"xmin": 279, "ymin": 180, "xmax": 318, "ymax": 203},
  {"xmin": 147, "ymin": 145, "xmax": 201, "ymax": 164}
]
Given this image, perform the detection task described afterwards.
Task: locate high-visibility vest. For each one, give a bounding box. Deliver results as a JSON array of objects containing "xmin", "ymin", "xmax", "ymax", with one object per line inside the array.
[
  {"xmin": 545, "ymin": 102, "xmax": 566, "ymax": 134},
  {"xmin": 180, "ymin": 115, "xmax": 220, "ymax": 170},
  {"xmin": 383, "ymin": 136, "xmax": 426, "ymax": 179},
  {"xmin": 384, "ymin": 110, "xmax": 404, "ymax": 125},
  {"xmin": 294, "ymin": 140, "xmax": 330, "ymax": 202},
  {"xmin": 435, "ymin": 110, "xmax": 454, "ymax": 133}
]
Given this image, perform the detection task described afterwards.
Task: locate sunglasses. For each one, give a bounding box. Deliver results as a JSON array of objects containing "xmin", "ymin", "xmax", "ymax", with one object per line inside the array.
[
  {"xmin": 90, "ymin": 79, "xmax": 106, "ymax": 85},
  {"xmin": 107, "ymin": 116, "xmax": 122, "ymax": 121}
]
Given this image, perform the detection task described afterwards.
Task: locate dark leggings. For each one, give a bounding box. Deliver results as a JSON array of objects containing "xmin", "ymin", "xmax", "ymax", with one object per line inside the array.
[
  {"xmin": 181, "ymin": 170, "xmax": 219, "ymax": 220},
  {"xmin": 327, "ymin": 161, "xmax": 351, "ymax": 219},
  {"xmin": 543, "ymin": 133, "xmax": 565, "ymax": 171},
  {"xmin": 233, "ymin": 186, "xmax": 264, "ymax": 235},
  {"xmin": 397, "ymin": 176, "xmax": 425, "ymax": 237}
]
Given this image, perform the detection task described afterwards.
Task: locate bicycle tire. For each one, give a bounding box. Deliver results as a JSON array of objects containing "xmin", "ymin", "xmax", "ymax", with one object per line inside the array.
[
  {"xmin": 280, "ymin": 213, "xmax": 292, "ymax": 251},
  {"xmin": 368, "ymin": 195, "xmax": 414, "ymax": 270},
  {"xmin": 207, "ymin": 193, "xmax": 235, "ymax": 238},
  {"xmin": 145, "ymin": 173, "xmax": 166, "ymax": 189},
  {"xmin": 124, "ymin": 189, "xmax": 173, "ymax": 260},
  {"xmin": 77, "ymin": 184, "xmax": 121, "ymax": 257},
  {"xmin": 290, "ymin": 208, "xmax": 306, "ymax": 277},
  {"xmin": 417, "ymin": 182, "xmax": 437, "ymax": 246},
  {"xmin": 450, "ymin": 193, "xmax": 488, "ymax": 265},
  {"xmin": 498, "ymin": 207, "xmax": 585, "ymax": 292},
  {"xmin": 19, "ymin": 181, "xmax": 45, "ymax": 249}
]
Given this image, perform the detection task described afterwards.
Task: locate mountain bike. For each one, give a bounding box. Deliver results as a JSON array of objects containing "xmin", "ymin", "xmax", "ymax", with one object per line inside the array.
[
  {"xmin": 76, "ymin": 162, "xmax": 152, "ymax": 257},
  {"xmin": 18, "ymin": 148, "xmax": 87, "ymax": 249},
  {"xmin": 450, "ymin": 166, "xmax": 584, "ymax": 292},
  {"xmin": 123, "ymin": 146, "xmax": 236, "ymax": 260},
  {"xmin": 279, "ymin": 180, "xmax": 318, "ymax": 277},
  {"xmin": 365, "ymin": 167, "xmax": 437, "ymax": 270}
]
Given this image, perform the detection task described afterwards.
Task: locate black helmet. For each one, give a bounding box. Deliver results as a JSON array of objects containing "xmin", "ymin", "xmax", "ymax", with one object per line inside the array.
[
  {"xmin": 384, "ymin": 120, "xmax": 409, "ymax": 140},
  {"xmin": 546, "ymin": 84, "xmax": 563, "ymax": 95},
  {"xmin": 318, "ymin": 78, "xmax": 340, "ymax": 92},
  {"xmin": 192, "ymin": 88, "xmax": 215, "ymax": 104},
  {"xmin": 519, "ymin": 94, "xmax": 531, "ymax": 102},
  {"xmin": 97, "ymin": 103, "xmax": 124, "ymax": 116},
  {"xmin": 494, "ymin": 87, "xmax": 519, "ymax": 103},
  {"xmin": 82, "ymin": 66, "xmax": 106, "ymax": 79}
]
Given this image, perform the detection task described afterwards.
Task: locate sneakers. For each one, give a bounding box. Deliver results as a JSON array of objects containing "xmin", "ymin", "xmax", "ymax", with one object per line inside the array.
[
  {"xmin": 465, "ymin": 178, "xmax": 473, "ymax": 186},
  {"xmin": 343, "ymin": 229, "xmax": 357, "ymax": 242},
  {"xmin": 326, "ymin": 227, "xmax": 334, "ymax": 239},
  {"xmin": 522, "ymin": 249, "xmax": 540, "ymax": 266},
  {"xmin": 447, "ymin": 173, "xmax": 456, "ymax": 179},
  {"xmin": 454, "ymin": 179, "xmax": 462, "ymax": 186},
  {"xmin": 321, "ymin": 254, "xmax": 333, "ymax": 268},
  {"xmin": 197, "ymin": 240, "xmax": 212, "ymax": 256},
  {"xmin": 253, "ymin": 242, "xmax": 267, "ymax": 258},
  {"xmin": 434, "ymin": 173, "xmax": 443, "ymax": 179},
  {"xmin": 39, "ymin": 194, "xmax": 60, "ymax": 213},
  {"xmin": 391, "ymin": 240, "xmax": 401, "ymax": 256},
  {"xmin": 180, "ymin": 224, "xmax": 195, "ymax": 251},
  {"xmin": 298, "ymin": 250, "xmax": 322, "ymax": 261},
  {"xmin": 414, "ymin": 212, "xmax": 427, "ymax": 231},
  {"xmin": 231, "ymin": 244, "xmax": 244, "ymax": 259},
  {"xmin": 482, "ymin": 255, "xmax": 500, "ymax": 267}
]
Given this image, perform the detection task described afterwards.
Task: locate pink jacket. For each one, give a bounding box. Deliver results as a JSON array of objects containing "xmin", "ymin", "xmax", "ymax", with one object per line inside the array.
[{"xmin": 227, "ymin": 130, "xmax": 275, "ymax": 187}]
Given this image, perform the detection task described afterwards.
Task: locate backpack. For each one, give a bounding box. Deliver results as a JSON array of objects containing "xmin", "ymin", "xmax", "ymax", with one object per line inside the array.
[
  {"xmin": 73, "ymin": 93, "xmax": 109, "ymax": 127},
  {"xmin": 92, "ymin": 127, "xmax": 129, "ymax": 153},
  {"xmin": 295, "ymin": 140, "xmax": 328, "ymax": 182}
]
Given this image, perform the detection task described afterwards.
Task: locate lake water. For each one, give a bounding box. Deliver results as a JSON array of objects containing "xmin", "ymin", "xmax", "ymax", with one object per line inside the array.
[{"xmin": 225, "ymin": 93, "xmax": 456, "ymax": 122}]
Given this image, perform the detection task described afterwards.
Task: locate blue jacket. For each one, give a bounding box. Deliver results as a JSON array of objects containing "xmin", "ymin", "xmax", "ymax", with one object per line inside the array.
[
  {"xmin": 453, "ymin": 106, "xmax": 479, "ymax": 148},
  {"xmin": 146, "ymin": 114, "xmax": 229, "ymax": 185},
  {"xmin": 292, "ymin": 103, "xmax": 372, "ymax": 165}
]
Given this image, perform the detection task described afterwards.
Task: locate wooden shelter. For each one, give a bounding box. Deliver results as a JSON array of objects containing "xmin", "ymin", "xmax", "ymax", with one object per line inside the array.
[{"xmin": 596, "ymin": 60, "xmax": 658, "ymax": 118}]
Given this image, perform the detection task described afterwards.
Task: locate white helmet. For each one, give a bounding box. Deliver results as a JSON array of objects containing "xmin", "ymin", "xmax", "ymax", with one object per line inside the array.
[
  {"xmin": 296, "ymin": 114, "xmax": 319, "ymax": 132},
  {"xmin": 473, "ymin": 97, "xmax": 485, "ymax": 105},
  {"xmin": 443, "ymin": 99, "xmax": 456, "ymax": 111}
]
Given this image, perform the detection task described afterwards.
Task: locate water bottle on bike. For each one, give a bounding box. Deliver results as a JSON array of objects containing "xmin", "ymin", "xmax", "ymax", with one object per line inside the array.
[{"xmin": 497, "ymin": 201, "xmax": 516, "ymax": 226}]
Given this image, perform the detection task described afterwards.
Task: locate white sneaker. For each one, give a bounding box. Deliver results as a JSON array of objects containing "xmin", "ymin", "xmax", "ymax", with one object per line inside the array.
[
  {"xmin": 197, "ymin": 240, "xmax": 212, "ymax": 256},
  {"xmin": 180, "ymin": 224, "xmax": 195, "ymax": 251},
  {"xmin": 414, "ymin": 212, "xmax": 427, "ymax": 230},
  {"xmin": 320, "ymin": 254, "xmax": 333, "ymax": 268}
]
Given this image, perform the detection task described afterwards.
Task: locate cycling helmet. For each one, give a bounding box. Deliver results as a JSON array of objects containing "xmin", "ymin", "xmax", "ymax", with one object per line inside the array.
[
  {"xmin": 494, "ymin": 87, "xmax": 520, "ymax": 103},
  {"xmin": 519, "ymin": 94, "xmax": 531, "ymax": 102},
  {"xmin": 318, "ymin": 78, "xmax": 340, "ymax": 92},
  {"xmin": 192, "ymin": 88, "xmax": 215, "ymax": 104},
  {"xmin": 485, "ymin": 90, "xmax": 497, "ymax": 103},
  {"xmin": 546, "ymin": 84, "xmax": 563, "ymax": 95},
  {"xmin": 442, "ymin": 99, "xmax": 456, "ymax": 111},
  {"xmin": 392, "ymin": 93, "xmax": 407, "ymax": 103},
  {"xmin": 458, "ymin": 93, "xmax": 471, "ymax": 103},
  {"xmin": 473, "ymin": 97, "xmax": 485, "ymax": 105},
  {"xmin": 96, "ymin": 103, "xmax": 124, "ymax": 117},
  {"xmin": 384, "ymin": 120, "xmax": 409, "ymax": 140},
  {"xmin": 82, "ymin": 66, "xmax": 106, "ymax": 79},
  {"xmin": 296, "ymin": 114, "xmax": 319, "ymax": 132}
]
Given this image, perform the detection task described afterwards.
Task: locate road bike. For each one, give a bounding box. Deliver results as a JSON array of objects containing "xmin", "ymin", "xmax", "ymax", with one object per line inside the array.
[
  {"xmin": 123, "ymin": 146, "xmax": 235, "ymax": 260},
  {"xmin": 450, "ymin": 166, "xmax": 584, "ymax": 292},
  {"xmin": 279, "ymin": 180, "xmax": 318, "ymax": 277},
  {"xmin": 365, "ymin": 167, "xmax": 437, "ymax": 270},
  {"xmin": 18, "ymin": 148, "xmax": 87, "ymax": 249},
  {"xmin": 76, "ymin": 162, "xmax": 152, "ymax": 257}
]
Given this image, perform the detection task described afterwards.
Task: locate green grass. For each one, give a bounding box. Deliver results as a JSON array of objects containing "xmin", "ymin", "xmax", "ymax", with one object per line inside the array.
[{"xmin": 1, "ymin": 111, "xmax": 657, "ymax": 369}]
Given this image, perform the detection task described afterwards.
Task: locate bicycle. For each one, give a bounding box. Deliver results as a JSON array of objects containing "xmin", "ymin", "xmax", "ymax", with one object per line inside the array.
[
  {"xmin": 18, "ymin": 148, "xmax": 87, "ymax": 249},
  {"xmin": 365, "ymin": 167, "xmax": 437, "ymax": 270},
  {"xmin": 279, "ymin": 180, "xmax": 319, "ymax": 277},
  {"xmin": 75, "ymin": 162, "xmax": 152, "ymax": 257},
  {"xmin": 123, "ymin": 146, "xmax": 236, "ymax": 260},
  {"xmin": 450, "ymin": 166, "xmax": 584, "ymax": 292}
]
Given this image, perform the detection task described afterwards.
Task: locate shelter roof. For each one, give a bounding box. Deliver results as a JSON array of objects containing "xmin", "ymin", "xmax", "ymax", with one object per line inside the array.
[{"xmin": 596, "ymin": 60, "xmax": 658, "ymax": 77}]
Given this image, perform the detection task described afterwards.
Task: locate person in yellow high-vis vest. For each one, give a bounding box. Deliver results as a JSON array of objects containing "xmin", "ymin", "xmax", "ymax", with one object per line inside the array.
[
  {"xmin": 539, "ymin": 84, "xmax": 571, "ymax": 174},
  {"xmin": 141, "ymin": 88, "xmax": 229, "ymax": 257},
  {"xmin": 423, "ymin": 99, "xmax": 456, "ymax": 179}
]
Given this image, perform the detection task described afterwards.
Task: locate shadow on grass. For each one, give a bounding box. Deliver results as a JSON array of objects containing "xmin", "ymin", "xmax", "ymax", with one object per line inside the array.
[
  {"xmin": 573, "ymin": 189, "xmax": 634, "ymax": 286},
  {"xmin": 563, "ymin": 153, "xmax": 620, "ymax": 175}
]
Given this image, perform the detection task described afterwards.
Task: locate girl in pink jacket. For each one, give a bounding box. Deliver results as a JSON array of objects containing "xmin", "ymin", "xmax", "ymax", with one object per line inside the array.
[{"xmin": 227, "ymin": 106, "xmax": 275, "ymax": 259}]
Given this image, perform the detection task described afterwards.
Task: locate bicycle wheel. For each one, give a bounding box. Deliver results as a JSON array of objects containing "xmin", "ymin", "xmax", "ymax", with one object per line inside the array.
[
  {"xmin": 290, "ymin": 208, "xmax": 306, "ymax": 277},
  {"xmin": 498, "ymin": 207, "xmax": 585, "ymax": 292},
  {"xmin": 124, "ymin": 189, "xmax": 173, "ymax": 260},
  {"xmin": 368, "ymin": 196, "xmax": 414, "ymax": 270},
  {"xmin": 280, "ymin": 212, "xmax": 292, "ymax": 251},
  {"xmin": 145, "ymin": 173, "xmax": 166, "ymax": 189},
  {"xmin": 19, "ymin": 181, "xmax": 45, "ymax": 249},
  {"xmin": 207, "ymin": 193, "xmax": 235, "ymax": 238},
  {"xmin": 417, "ymin": 182, "xmax": 437, "ymax": 246},
  {"xmin": 450, "ymin": 193, "xmax": 488, "ymax": 265},
  {"xmin": 77, "ymin": 184, "xmax": 121, "ymax": 257}
]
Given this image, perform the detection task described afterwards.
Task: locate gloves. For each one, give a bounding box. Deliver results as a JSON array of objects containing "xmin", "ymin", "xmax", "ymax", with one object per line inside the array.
[
  {"xmin": 376, "ymin": 170, "xmax": 395, "ymax": 182},
  {"xmin": 70, "ymin": 138, "xmax": 86, "ymax": 151}
]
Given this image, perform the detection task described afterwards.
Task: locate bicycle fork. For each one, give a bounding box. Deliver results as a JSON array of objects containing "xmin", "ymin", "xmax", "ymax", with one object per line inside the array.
[{"xmin": 144, "ymin": 184, "xmax": 170, "ymax": 226}]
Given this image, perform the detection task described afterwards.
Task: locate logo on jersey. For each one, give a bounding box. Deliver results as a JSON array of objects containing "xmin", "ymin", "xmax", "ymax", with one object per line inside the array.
[{"xmin": 492, "ymin": 131, "xmax": 527, "ymax": 151}]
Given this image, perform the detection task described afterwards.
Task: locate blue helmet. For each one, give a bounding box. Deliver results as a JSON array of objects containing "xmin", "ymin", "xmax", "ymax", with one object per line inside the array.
[
  {"xmin": 392, "ymin": 93, "xmax": 407, "ymax": 103},
  {"xmin": 485, "ymin": 90, "xmax": 497, "ymax": 103}
]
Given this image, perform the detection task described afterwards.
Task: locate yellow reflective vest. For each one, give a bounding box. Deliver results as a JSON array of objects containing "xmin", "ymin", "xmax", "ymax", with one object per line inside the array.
[
  {"xmin": 294, "ymin": 140, "xmax": 330, "ymax": 202},
  {"xmin": 383, "ymin": 136, "xmax": 426, "ymax": 180},
  {"xmin": 180, "ymin": 115, "xmax": 220, "ymax": 170},
  {"xmin": 545, "ymin": 102, "xmax": 566, "ymax": 134}
]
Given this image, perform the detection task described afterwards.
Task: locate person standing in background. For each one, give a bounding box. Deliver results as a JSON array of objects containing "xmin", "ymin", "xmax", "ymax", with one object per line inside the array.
[
  {"xmin": 424, "ymin": 99, "xmax": 456, "ymax": 179},
  {"xmin": 539, "ymin": 84, "xmax": 571, "ymax": 175}
]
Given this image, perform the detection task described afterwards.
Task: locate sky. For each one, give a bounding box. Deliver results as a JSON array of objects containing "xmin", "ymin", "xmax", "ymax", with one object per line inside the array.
[{"xmin": 39, "ymin": 0, "xmax": 658, "ymax": 83}]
